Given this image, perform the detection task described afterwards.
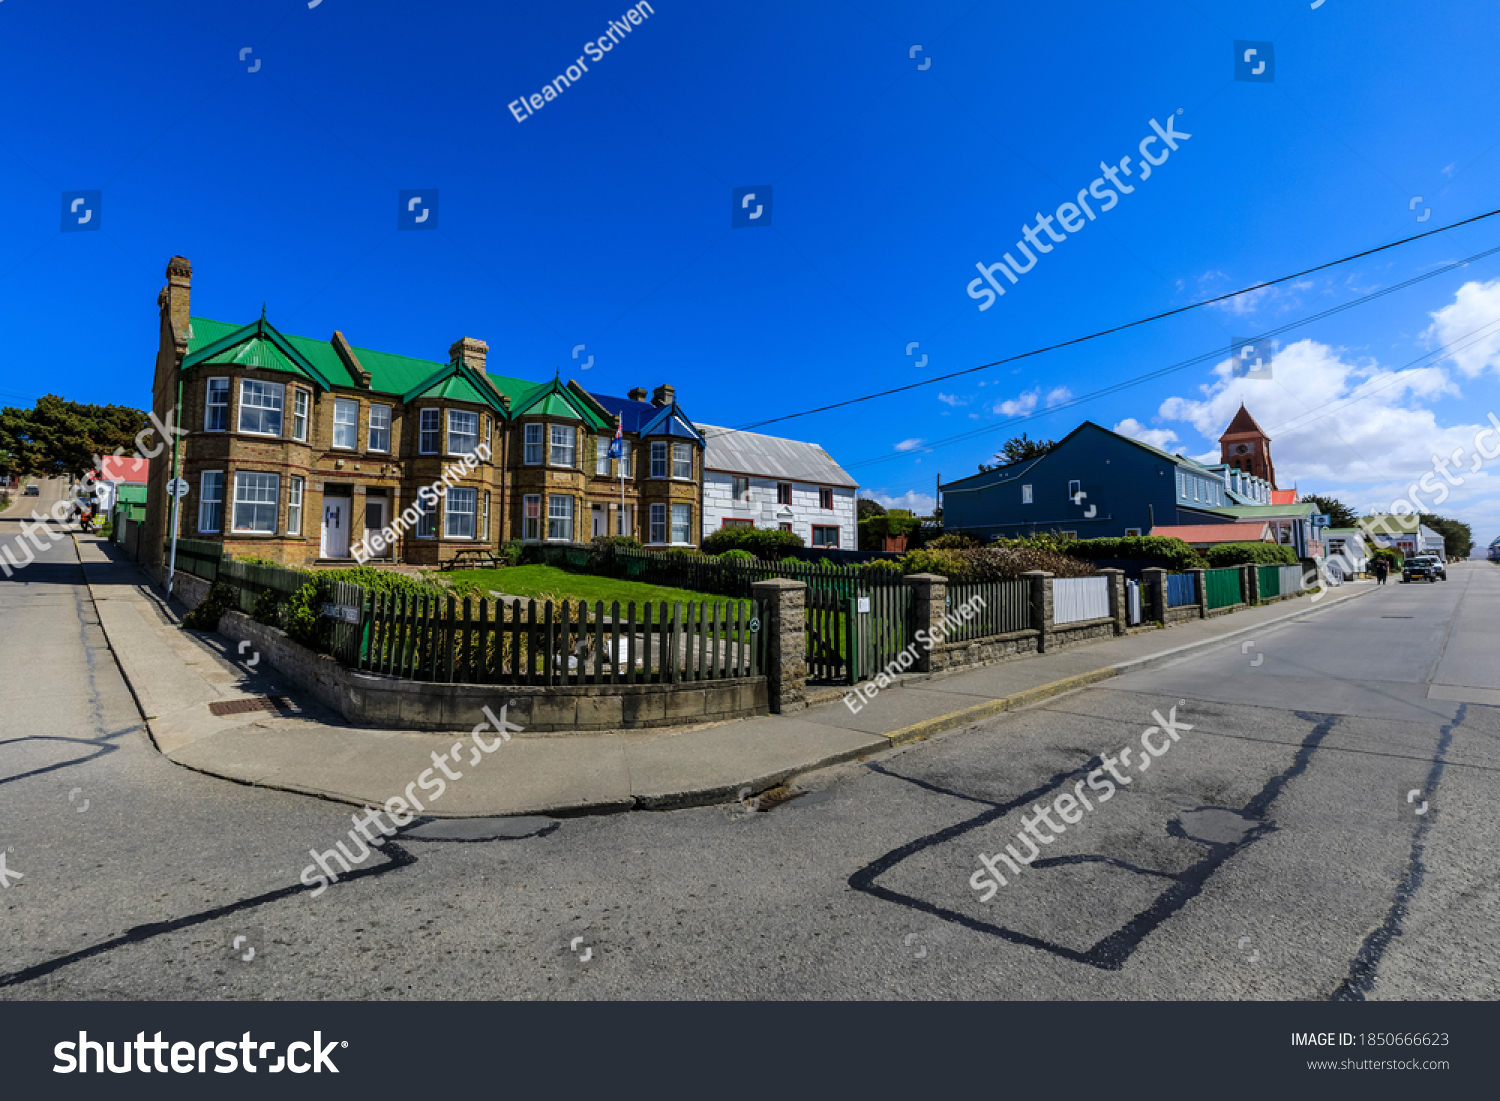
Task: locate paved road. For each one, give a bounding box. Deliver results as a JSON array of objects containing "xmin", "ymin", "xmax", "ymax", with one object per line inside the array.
[{"xmin": 3, "ymin": 484, "xmax": 1497, "ymax": 999}]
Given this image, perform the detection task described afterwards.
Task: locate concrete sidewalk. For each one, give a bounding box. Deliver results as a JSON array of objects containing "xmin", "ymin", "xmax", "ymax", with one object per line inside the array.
[{"xmin": 73, "ymin": 535, "xmax": 1379, "ymax": 817}]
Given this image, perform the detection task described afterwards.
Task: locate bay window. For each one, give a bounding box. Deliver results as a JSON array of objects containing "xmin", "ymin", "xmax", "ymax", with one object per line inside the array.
[
  {"xmin": 448, "ymin": 410, "xmax": 478, "ymax": 456},
  {"xmin": 231, "ymin": 471, "xmax": 279, "ymax": 533},
  {"xmin": 237, "ymin": 380, "xmax": 284, "ymax": 436},
  {"xmin": 333, "ymin": 399, "xmax": 358, "ymax": 449}
]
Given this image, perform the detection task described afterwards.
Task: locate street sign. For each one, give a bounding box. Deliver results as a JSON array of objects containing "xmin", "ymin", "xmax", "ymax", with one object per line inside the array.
[
  {"xmin": 320, "ymin": 603, "xmax": 361, "ymax": 624},
  {"xmin": 166, "ymin": 477, "xmax": 190, "ymax": 498},
  {"xmin": 1312, "ymin": 513, "xmax": 1331, "ymax": 528}
]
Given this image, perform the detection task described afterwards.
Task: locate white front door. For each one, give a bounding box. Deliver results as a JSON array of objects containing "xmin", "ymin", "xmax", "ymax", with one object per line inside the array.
[
  {"xmin": 592, "ymin": 504, "xmax": 607, "ymax": 538},
  {"xmin": 322, "ymin": 497, "xmax": 350, "ymax": 559}
]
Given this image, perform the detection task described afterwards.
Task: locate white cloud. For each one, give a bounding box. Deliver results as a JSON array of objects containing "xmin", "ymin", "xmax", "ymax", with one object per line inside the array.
[
  {"xmin": 1045, "ymin": 386, "xmax": 1072, "ymax": 407},
  {"xmin": 1113, "ymin": 417, "xmax": 1180, "ymax": 452},
  {"xmin": 894, "ymin": 438, "xmax": 925, "ymax": 452},
  {"xmin": 938, "ymin": 392, "xmax": 970, "ymax": 407},
  {"xmin": 1149, "ymin": 331, "xmax": 1500, "ymax": 537},
  {"xmin": 1424, "ymin": 277, "xmax": 1500, "ymax": 378},
  {"xmin": 870, "ymin": 489, "xmax": 936, "ymax": 514},
  {"xmin": 994, "ymin": 388, "xmax": 1039, "ymax": 416}
]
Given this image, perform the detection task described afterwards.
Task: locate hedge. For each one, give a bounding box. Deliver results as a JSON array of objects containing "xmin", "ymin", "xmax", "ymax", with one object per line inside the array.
[
  {"xmin": 701, "ymin": 526, "xmax": 805, "ymax": 558},
  {"xmin": 899, "ymin": 545, "xmax": 1099, "ymax": 582},
  {"xmin": 1066, "ymin": 536, "xmax": 1207, "ymax": 571},
  {"xmin": 1202, "ymin": 542, "xmax": 1299, "ymax": 567}
]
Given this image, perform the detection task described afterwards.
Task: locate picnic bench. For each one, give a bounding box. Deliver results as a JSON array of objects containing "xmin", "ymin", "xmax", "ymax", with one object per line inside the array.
[{"xmin": 444, "ymin": 548, "xmax": 508, "ymax": 570}]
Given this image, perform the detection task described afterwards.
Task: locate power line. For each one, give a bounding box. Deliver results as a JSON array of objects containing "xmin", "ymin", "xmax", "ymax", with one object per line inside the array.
[
  {"xmin": 730, "ymin": 207, "xmax": 1500, "ymax": 434},
  {"xmin": 841, "ymin": 239, "xmax": 1500, "ymax": 471}
]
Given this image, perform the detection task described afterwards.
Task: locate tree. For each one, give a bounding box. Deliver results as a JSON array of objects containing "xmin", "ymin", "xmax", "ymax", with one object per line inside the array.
[
  {"xmin": 0, "ymin": 396, "xmax": 149, "ymax": 478},
  {"xmin": 856, "ymin": 497, "xmax": 886, "ymax": 520},
  {"xmin": 978, "ymin": 432, "xmax": 1056, "ymax": 472},
  {"xmin": 1419, "ymin": 514, "xmax": 1474, "ymax": 558},
  {"xmin": 1300, "ymin": 494, "xmax": 1358, "ymax": 529}
]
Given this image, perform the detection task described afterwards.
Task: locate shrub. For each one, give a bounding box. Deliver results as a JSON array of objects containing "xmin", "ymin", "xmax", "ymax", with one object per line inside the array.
[
  {"xmin": 718, "ymin": 548, "xmax": 756, "ymax": 562},
  {"xmin": 590, "ymin": 534, "xmax": 641, "ymax": 551},
  {"xmin": 897, "ymin": 545, "xmax": 1098, "ymax": 582},
  {"xmin": 500, "ymin": 540, "xmax": 524, "ymax": 567},
  {"xmin": 234, "ymin": 555, "xmax": 281, "ymax": 567},
  {"xmin": 861, "ymin": 558, "xmax": 903, "ymax": 575},
  {"xmin": 1066, "ymin": 535, "xmax": 1207, "ymax": 571},
  {"xmin": 925, "ymin": 533, "xmax": 982, "ymax": 549},
  {"xmin": 1202, "ymin": 542, "xmax": 1298, "ymax": 567},
  {"xmin": 251, "ymin": 588, "xmax": 281, "ymax": 626},
  {"xmin": 1371, "ymin": 546, "xmax": 1403, "ymax": 568},
  {"xmin": 183, "ymin": 582, "xmax": 237, "ymax": 631},
  {"xmin": 283, "ymin": 580, "xmax": 331, "ymax": 651},
  {"xmin": 701, "ymin": 525, "xmax": 805, "ymax": 559}
]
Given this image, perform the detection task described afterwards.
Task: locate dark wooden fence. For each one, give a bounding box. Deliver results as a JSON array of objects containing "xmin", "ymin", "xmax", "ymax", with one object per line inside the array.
[{"xmin": 358, "ymin": 594, "xmax": 766, "ymax": 686}]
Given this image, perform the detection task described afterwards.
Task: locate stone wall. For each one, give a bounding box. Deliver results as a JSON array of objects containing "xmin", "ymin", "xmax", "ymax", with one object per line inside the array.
[
  {"xmin": 218, "ymin": 610, "xmax": 767, "ymax": 733},
  {"xmin": 930, "ymin": 629, "xmax": 1039, "ymax": 672}
]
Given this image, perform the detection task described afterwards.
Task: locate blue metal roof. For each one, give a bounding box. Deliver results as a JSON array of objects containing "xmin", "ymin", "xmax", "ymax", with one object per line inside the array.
[
  {"xmin": 591, "ymin": 393, "xmax": 659, "ymax": 433},
  {"xmin": 589, "ymin": 393, "xmax": 704, "ymax": 443}
]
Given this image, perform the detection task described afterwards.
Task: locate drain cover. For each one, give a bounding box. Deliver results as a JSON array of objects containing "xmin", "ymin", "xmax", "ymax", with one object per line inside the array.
[{"xmin": 208, "ymin": 696, "xmax": 296, "ymax": 717}]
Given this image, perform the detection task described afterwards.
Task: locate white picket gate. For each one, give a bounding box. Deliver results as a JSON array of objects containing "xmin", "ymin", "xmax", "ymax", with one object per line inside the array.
[{"xmin": 1054, "ymin": 576, "xmax": 1111, "ymax": 625}]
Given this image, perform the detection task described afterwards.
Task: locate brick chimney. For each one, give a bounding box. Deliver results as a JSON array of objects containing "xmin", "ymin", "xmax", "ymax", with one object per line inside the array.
[
  {"xmin": 651, "ymin": 384, "xmax": 674, "ymax": 407},
  {"xmin": 332, "ymin": 331, "xmax": 372, "ymax": 388},
  {"xmin": 162, "ymin": 255, "xmax": 192, "ymax": 349},
  {"xmin": 628, "ymin": 387, "xmax": 648, "ymax": 402},
  {"xmin": 449, "ymin": 337, "xmax": 488, "ymax": 374}
]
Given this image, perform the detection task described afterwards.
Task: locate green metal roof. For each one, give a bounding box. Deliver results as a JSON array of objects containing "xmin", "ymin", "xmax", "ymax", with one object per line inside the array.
[
  {"xmin": 1201, "ymin": 503, "xmax": 1316, "ymax": 519},
  {"xmin": 187, "ymin": 315, "xmax": 545, "ymax": 405},
  {"xmin": 409, "ymin": 371, "xmax": 497, "ymax": 406},
  {"xmin": 509, "ymin": 378, "xmax": 611, "ymax": 430}
]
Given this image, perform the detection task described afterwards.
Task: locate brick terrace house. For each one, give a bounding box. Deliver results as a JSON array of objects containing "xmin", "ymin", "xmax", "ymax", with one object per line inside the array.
[{"xmin": 141, "ymin": 256, "xmax": 705, "ymax": 572}]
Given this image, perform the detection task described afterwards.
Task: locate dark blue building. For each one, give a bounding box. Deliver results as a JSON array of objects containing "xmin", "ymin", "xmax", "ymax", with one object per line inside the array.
[{"xmin": 939, "ymin": 421, "xmax": 1258, "ymax": 540}]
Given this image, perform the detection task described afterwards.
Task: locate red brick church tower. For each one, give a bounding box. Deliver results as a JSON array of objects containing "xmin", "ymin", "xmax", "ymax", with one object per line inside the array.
[{"xmin": 1219, "ymin": 404, "xmax": 1277, "ymax": 489}]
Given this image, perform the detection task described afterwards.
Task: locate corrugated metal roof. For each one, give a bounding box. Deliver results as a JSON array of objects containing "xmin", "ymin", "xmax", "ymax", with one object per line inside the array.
[
  {"xmin": 697, "ymin": 424, "xmax": 857, "ymax": 488},
  {"xmin": 1202, "ymin": 503, "xmax": 1315, "ymax": 518},
  {"xmin": 591, "ymin": 393, "xmax": 659, "ymax": 433},
  {"xmin": 1150, "ymin": 522, "xmax": 1273, "ymax": 543},
  {"xmin": 410, "ymin": 372, "xmax": 495, "ymax": 406}
]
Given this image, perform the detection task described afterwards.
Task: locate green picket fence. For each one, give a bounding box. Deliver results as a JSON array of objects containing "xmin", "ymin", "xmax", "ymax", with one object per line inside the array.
[
  {"xmin": 359, "ymin": 594, "xmax": 765, "ymax": 686},
  {"xmin": 1257, "ymin": 564, "xmax": 1282, "ymax": 599},
  {"xmin": 219, "ymin": 557, "xmax": 314, "ymax": 616},
  {"xmin": 1204, "ymin": 567, "xmax": 1243, "ymax": 610}
]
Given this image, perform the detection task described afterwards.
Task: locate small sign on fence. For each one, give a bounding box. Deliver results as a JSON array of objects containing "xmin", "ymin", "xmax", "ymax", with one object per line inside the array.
[
  {"xmin": 320, "ymin": 603, "xmax": 361, "ymax": 624},
  {"xmin": 857, "ymin": 597, "xmax": 871, "ymax": 614}
]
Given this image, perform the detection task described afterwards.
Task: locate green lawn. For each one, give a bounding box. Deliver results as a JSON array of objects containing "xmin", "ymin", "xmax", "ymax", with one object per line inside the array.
[{"xmin": 447, "ymin": 564, "xmax": 754, "ymax": 616}]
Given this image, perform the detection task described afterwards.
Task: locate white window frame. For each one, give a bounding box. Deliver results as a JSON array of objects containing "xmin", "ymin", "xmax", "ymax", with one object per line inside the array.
[
  {"xmin": 615, "ymin": 503, "xmax": 634, "ymax": 537},
  {"xmin": 481, "ymin": 491, "xmax": 490, "ymax": 542},
  {"xmin": 448, "ymin": 409, "xmax": 479, "ymax": 457},
  {"xmin": 445, "ymin": 487, "xmax": 477, "ymax": 539},
  {"xmin": 524, "ymin": 424, "xmax": 544, "ymax": 465},
  {"xmin": 333, "ymin": 398, "xmax": 359, "ymax": 450},
  {"xmin": 596, "ymin": 436, "xmax": 611, "ymax": 476},
  {"xmin": 1021, "ymin": 484, "xmax": 1033, "ymax": 504},
  {"xmin": 547, "ymin": 494, "xmax": 574, "ymax": 541},
  {"xmin": 231, "ymin": 471, "xmax": 279, "ymax": 533},
  {"xmin": 287, "ymin": 476, "xmax": 304, "ymax": 536},
  {"xmin": 1068, "ymin": 479, "xmax": 1081, "ymax": 500},
  {"xmin": 522, "ymin": 493, "xmax": 542, "ymax": 541},
  {"xmin": 291, "ymin": 387, "xmax": 309, "ymax": 442},
  {"xmin": 672, "ymin": 441, "xmax": 692, "ymax": 480},
  {"xmin": 237, "ymin": 379, "xmax": 284, "ymax": 437},
  {"xmin": 671, "ymin": 503, "xmax": 691, "ymax": 545},
  {"xmin": 650, "ymin": 441, "xmax": 668, "ymax": 479},
  {"xmin": 368, "ymin": 404, "xmax": 391, "ymax": 452},
  {"xmin": 419, "ymin": 408, "xmax": 441, "ymax": 454},
  {"xmin": 649, "ymin": 502, "xmax": 667, "ymax": 544},
  {"xmin": 549, "ymin": 424, "xmax": 575, "ymax": 468},
  {"xmin": 1124, "ymin": 527, "xmax": 1142, "ymax": 537},
  {"xmin": 205, "ymin": 378, "xmax": 229, "ymax": 433},
  {"xmin": 198, "ymin": 471, "xmax": 224, "ymax": 533},
  {"xmin": 618, "ymin": 439, "xmax": 632, "ymax": 478}
]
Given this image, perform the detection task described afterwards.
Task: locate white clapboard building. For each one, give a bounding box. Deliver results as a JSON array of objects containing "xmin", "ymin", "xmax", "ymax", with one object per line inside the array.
[{"xmin": 697, "ymin": 425, "xmax": 858, "ymax": 549}]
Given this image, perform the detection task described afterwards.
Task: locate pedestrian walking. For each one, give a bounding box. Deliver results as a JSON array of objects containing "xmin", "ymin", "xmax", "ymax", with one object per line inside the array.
[{"xmin": 1373, "ymin": 558, "xmax": 1388, "ymax": 585}]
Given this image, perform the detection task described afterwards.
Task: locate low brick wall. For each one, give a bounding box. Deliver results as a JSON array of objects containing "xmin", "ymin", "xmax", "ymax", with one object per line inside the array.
[
  {"xmin": 218, "ymin": 610, "xmax": 768, "ymax": 733},
  {"xmin": 931, "ymin": 628, "xmax": 1040, "ymax": 673},
  {"xmin": 1162, "ymin": 604, "xmax": 1199, "ymax": 626},
  {"xmin": 1206, "ymin": 603, "xmax": 1244, "ymax": 618},
  {"xmin": 1049, "ymin": 616, "xmax": 1117, "ymax": 650}
]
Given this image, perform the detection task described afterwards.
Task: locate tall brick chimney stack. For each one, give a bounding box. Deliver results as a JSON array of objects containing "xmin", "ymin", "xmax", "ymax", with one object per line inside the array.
[
  {"xmin": 651, "ymin": 384, "xmax": 675, "ymax": 407},
  {"xmin": 449, "ymin": 337, "xmax": 489, "ymax": 374},
  {"xmin": 628, "ymin": 387, "xmax": 648, "ymax": 402},
  {"xmin": 163, "ymin": 255, "xmax": 192, "ymax": 349}
]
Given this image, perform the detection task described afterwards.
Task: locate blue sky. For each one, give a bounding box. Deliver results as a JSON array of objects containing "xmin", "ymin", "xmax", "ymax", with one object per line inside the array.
[{"xmin": 4, "ymin": 0, "xmax": 1500, "ymax": 543}]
